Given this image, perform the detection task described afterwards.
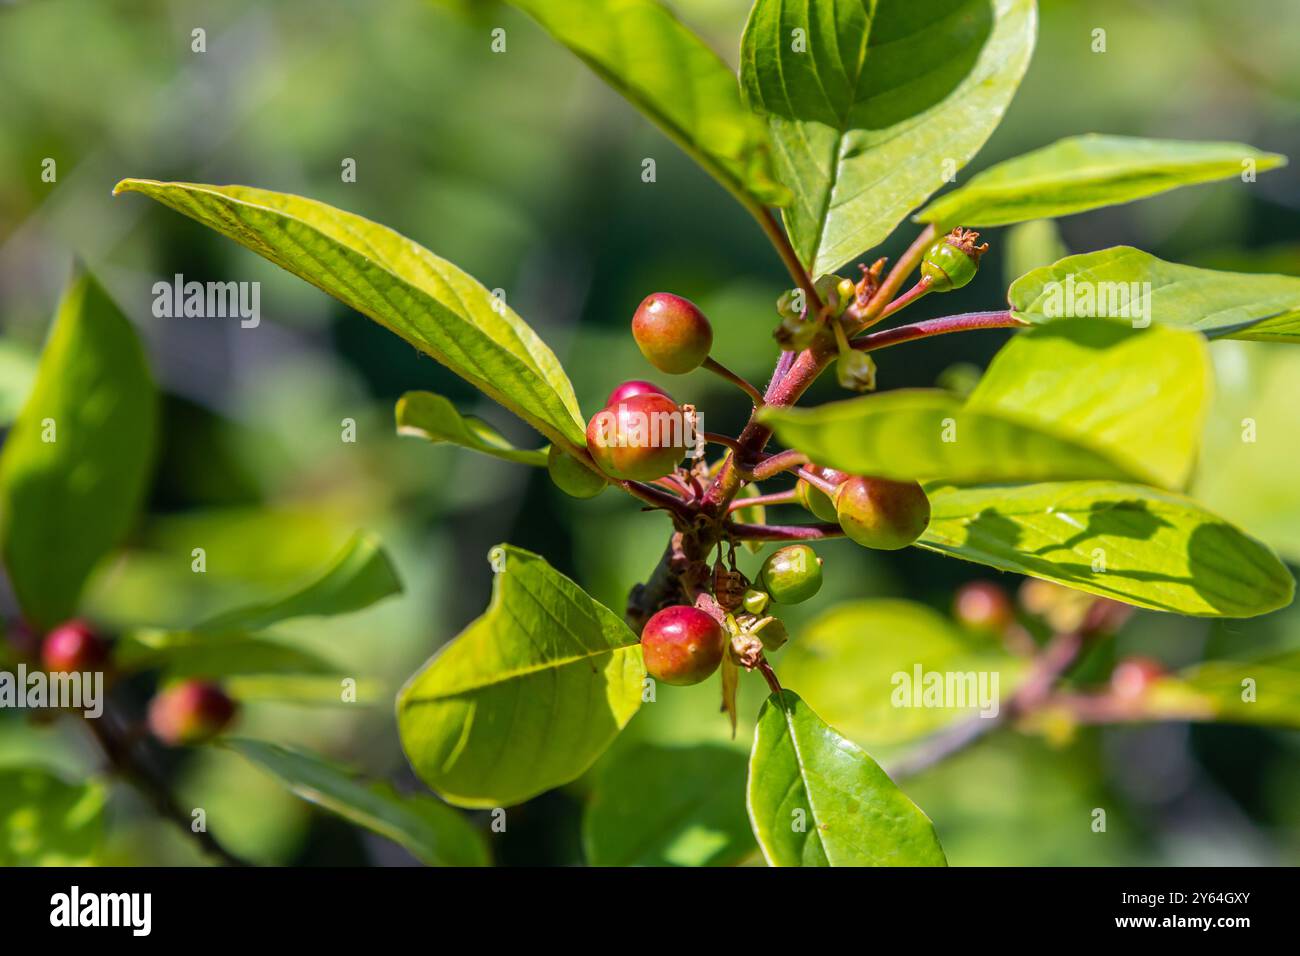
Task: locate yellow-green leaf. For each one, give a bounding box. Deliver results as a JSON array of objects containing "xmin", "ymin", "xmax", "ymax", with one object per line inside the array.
[
  {"xmin": 397, "ymin": 545, "xmax": 644, "ymax": 808},
  {"xmin": 396, "ymin": 391, "xmax": 547, "ymax": 465},
  {"xmin": 113, "ymin": 179, "xmax": 586, "ymax": 450}
]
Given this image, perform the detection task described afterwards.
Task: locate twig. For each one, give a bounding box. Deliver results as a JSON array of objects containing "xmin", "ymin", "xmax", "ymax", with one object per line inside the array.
[
  {"xmin": 751, "ymin": 449, "xmax": 809, "ymax": 481},
  {"xmin": 728, "ymin": 489, "xmax": 797, "ymax": 512},
  {"xmin": 83, "ymin": 708, "xmax": 249, "ymax": 866},
  {"xmin": 853, "ymin": 310, "xmax": 1025, "ymax": 352},
  {"xmin": 725, "ymin": 520, "xmax": 844, "ymax": 542}
]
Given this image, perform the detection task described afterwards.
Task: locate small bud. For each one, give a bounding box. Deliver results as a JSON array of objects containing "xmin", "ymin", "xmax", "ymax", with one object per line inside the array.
[
  {"xmin": 836, "ymin": 350, "xmax": 877, "ymax": 392},
  {"xmin": 813, "ymin": 275, "xmax": 850, "ymax": 316},
  {"xmin": 774, "ymin": 313, "xmax": 821, "ymax": 351},
  {"xmin": 745, "ymin": 615, "xmax": 789, "ymax": 653},
  {"xmin": 148, "ymin": 680, "xmax": 238, "ymax": 745},
  {"xmin": 41, "ymin": 621, "xmax": 110, "ymax": 673},
  {"xmin": 1111, "ymin": 657, "xmax": 1165, "ymax": 700},
  {"xmin": 921, "ymin": 227, "xmax": 988, "ymax": 292},
  {"xmin": 742, "ymin": 588, "xmax": 770, "ymax": 615}
]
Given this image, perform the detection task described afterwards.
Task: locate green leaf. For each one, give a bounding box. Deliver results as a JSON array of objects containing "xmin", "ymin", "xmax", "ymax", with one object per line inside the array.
[
  {"xmin": 781, "ymin": 599, "xmax": 1022, "ymax": 749},
  {"xmin": 112, "ymin": 179, "xmax": 586, "ymax": 450},
  {"xmin": 0, "ymin": 339, "xmax": 38, "ymax": 427},
  {"xmin": 0, "ymin": 271, "xmax": 157, "ymax": 627},
  {"xmin": 747, "ymin": 690, "xmax": 946, "ymax": 866},
  {"xmin": 1193, "ymin": 342, "xmax": 1300, "ymax": 563},
  {"xmin": 228, "ymin": 739, "xmax": 489, "ymax": 866},
  {"xmin": 761, "ymin": 389, "xmax": 1136, "ymax": 486},
  {"xmin": 1009, "ymin": 247, "xmax": 1300, "ymax": 341},
  {"xmin": 584, "ymin": 743, "xmax": 755, "ymax": 866},
  {"xmin": 118, "ymin": 629, "xmax": 337, "ymax": 679},
  {"xmin": 1169, "ymin": 650, "xmax": 1300, "ymax": 729},
  {"xmin": 967, "ymin": 319, "xmax": 1210, "ymax": 489},
  {"xmin": 396, "ymin": 390, "xmax": 547, "ymax": 465},
  {"xmin": 762, "ymin": 319, "xmax": 1209, "ymax": 488},
  {"xmin": 224, "ymin": 674, "xmax": 383, "ymax": 707},
  {"xmin": 919, "ymin": 135, "xmax": 1287, "ymax": 229},
  {"xmin": 0, "ymin": 768, "xmax": 106, "ymax": 865},
  {"xmin": 194, "ymin": 531, "xmax": 402, "ymax": 633},
  {"xmin": 506, "ymin": 0, "xmax": 788, "ymax": 210},
  {"xmin": 398, "ymin": 544, "xmax": 644, "ymax": 808},
  {"xmin": 919, "ymin": 481, "xmax": 1295, "ymax": 617},
  {"xmin": 741, "ymin": 0, "xmax": 1036, "ymax": 274}
]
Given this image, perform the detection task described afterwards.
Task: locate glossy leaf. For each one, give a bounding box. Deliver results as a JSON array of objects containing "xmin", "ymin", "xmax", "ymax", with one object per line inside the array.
[
  {"xmin": 396, "ymin": 391, "xmax": 547, "ymax": 465},
  {"xmin": 919, "ymin": 135, "xmax": 1286, "ymax": 229},
  {"xmin": 507, "ymin": 0, "xmax": 788, "ymax": 210},
  {"xmin": 0, "ymin": 768, "xmax": 105, "ymax": 866},
  {"xmin": 228, "ymin": 739, "xmax": 489, "ymax": 866},
  {"xmin": 919, "ymin": 481, "xmax": 1294, "ymax": 617},
  {"xmin": 781, "ymin": 600, "xmax": 1021, "ymax": 749},
  {"xmin": 398, "ymin": 545, "xmax": 644, "ymax": 808},
  {"xmin": 761, "ymin": 389, "xmax": 1137, "ymax": 485},
  {"xmin": 763, "ymin": 318, "xmax": 1208, "ymax": 488},
  {"xmin": 113, "ymin": 180, "xmax": 586, "ymax": 450},
  {"xmin": 1009, "ymin": 247, "xmax": 1300, "ymax": 341},
  {"xmin": 0, "ymin": 271, "xmax": 157, "ymax": 628},
  {"xmin": 967, "ymin": 319, "xmax": 1210, "ymax": 489},
  {"xmin": 584, "ymin": 743, "xmax": 754, "ymax": 866},
  {"xmin": 747, "ymin": 690, "xmax": 946, "ymax": 866},
  {"xmin": 741, "ymin": 0, "xmax": 1036, "ymax": 274}
]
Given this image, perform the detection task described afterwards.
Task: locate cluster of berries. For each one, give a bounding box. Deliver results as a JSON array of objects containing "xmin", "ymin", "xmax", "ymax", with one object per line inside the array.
[{"xmin": 10, "ymin": 620, "xmax": 237, "ymax": 745}]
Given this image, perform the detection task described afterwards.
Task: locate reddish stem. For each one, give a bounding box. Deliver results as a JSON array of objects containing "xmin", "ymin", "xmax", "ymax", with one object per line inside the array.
[
  {"xmin": 877, "ymin": 276, "xmax": 933, "ymax": 321},
  {"xmin": 727, "ymin": 489, "xmax": 797, "ymax": 512},
  {"xmin": 702, "ymin": 357, "xmax": 765, "ymax": 407},
  {"xmin": 751, "ymin": 449, "xmax": 809, "ymax": 481},
  {"xmin": 853, "ymin": 310, "xmax": 1025, "ymax": 352},
  {"xmin": 725, "ymin": 520, "xmax": 844, "ymax": 542}
]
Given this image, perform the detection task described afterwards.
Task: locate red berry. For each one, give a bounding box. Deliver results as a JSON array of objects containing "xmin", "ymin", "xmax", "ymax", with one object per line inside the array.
[
  {"xmin": 41, "ymin": 620, "xmax": 109, "ymax": 673},
  {"xmin": 585, "ymin": 392, "xmax": 687, "ymax": 482},
  {"xmin": 953, "ymin": 581, "xmax": 1014, "ymax": 634},
  {"xmin": 606, "ymin": 380, "xmax": 669, "ymax": 407},
  {"xmin": 833, "ymin": 475, "xmax": 930, "ymax": 550},
  {"xmin": 148, "ymin": 680, "xmax": 238, "ymax": 745},
  {"xmin": 1111, "ymin": 657, "xmax": 1165, "ymax": 700},
  {"xmin": 641, "ymin": 605, "xmax": 726, "ymax": 686},
  {"xmin": 631, "ymin": 293, "xmax": 713, "ymax": 374}
]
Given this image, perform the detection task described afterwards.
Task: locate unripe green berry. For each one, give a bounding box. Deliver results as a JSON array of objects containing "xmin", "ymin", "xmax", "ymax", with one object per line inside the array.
[
  {"xmin": 776, "ymin": 288, "xmax": 804, "ymax": 321},
  {"xmin": 148, "ymin": 680, "xmax": 238, "ymax": 745},
  {"xmin": 920, "ymin": 228, "xmax": 988, "ymax": 292},
  {"xmin": 546, "ymin": 445, "xmax": 606, "ymax": 499},
  {"xmin": 795, "ymin": 479, "xmax": 838, "ymax": 523},
  {"xmin": 813, "ymin": 275, "xmax": 851, "ymax": 316},
  {"xmin": 631, "ymin": 292, "xmax": 713, "ymax": 374},
  {"xmin": 742, "ymin": 588, "xmax": 770, "ymax": 615},
  {"xmin": 834, "ymin": 475, "xmax": 930, "ymax": 550},
  {"xmin": 585, "ymin": 392, "xmax": 687, "ymax": 482},
  {"xmin": 640, "ymin": 605, "xmax": 727, "ymax": 686},
  {"xmin": 759, "ymin": 544, "xmax": 824, "ymax": 604},
  {"xmin": 836, "ymin": 350, "xmax": 877, "ymax": 392}
]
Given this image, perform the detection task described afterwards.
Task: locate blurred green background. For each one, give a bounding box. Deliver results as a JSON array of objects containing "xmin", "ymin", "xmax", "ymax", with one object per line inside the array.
[{"xmin": 0, "ymin": 0, "xmax": 1298, "ymax": 865}]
